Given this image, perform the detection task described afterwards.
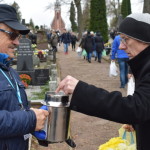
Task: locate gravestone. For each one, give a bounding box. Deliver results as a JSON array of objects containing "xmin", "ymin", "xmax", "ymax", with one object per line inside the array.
[
  {"xmin": 49, "ymin": 81, "xmax": 57, "ymax": 91},
  {"xmin": 34, "ymin": 69, "xmax": 49, "ymax": 85},
  {"xmin": 17, "ymin": 36, "xmax": 50, "ymax": 86},
  {"xmin": 17, "ymin": 36, "xmax": 36, "ymax": 85},
  {"xmin": 17, "ymin": 36, "xmax": 33, "ymax": 71},
  {"xmin": 51, "ymin": 69, "xmax": 57, "ymax": 81},
  {"xmin": 33, "ymin": 55, "xmax": 40, "ymax": 67}
]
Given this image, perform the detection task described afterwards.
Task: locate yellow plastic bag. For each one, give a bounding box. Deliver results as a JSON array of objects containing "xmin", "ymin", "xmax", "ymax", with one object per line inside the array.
[
  {"xmin": 98, "ymin": 137, "xmax": 128, "ymax": 150},
  {"xmin": 118, "ymin": 127, "xmax": 136, "ymax": 145},
  {"xmin": 98, "ymin": 127, "xmax": 136, "ymax": 150},
  {"xmin": 119, "ymin": 127, "xmax": 136, "ymax": 150}
]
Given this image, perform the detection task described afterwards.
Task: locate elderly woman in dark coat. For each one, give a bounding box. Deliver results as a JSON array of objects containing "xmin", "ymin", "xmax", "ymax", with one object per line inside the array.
[
  {"xmin": 84, "ymin": 31, "xmax": 95, "ymax": 63},
  {"xmin": 95, "ymin": 32, "xmax": 104, "ymax": 63}
]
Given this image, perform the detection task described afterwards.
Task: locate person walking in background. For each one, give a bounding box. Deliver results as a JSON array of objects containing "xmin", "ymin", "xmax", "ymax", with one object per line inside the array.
[
  {"xmin": 111, "ymin": 34, "xmax": 129, "ymax": 88},
  {"xmin": 84, "ymin": 31, "xmax": 95, "ymax": 63},
  {"xmin": 0, "ymin": 4, "xmax": 49, "ymax": 149},
  {"xmin": 56, "ymin": 30, "xmax": 61, "ymax": 46},
  {"xmin": 110, "ymin": 29, "xmax": 117, "ymax": 40},
  {"xmin": 94, "ymin": 31, "xmax": 104, "ymax": 63},
  {"xmin": 79, "ymin": 31, "xmax": 87, "ymax": 59},
  {"xmin": 61, "ymin": 28, "xmax": 71, "ymax": 54},
  {"xmin": 90, "ymin": 31, "xmax": 97, "ymax": 59},
  {"xmin": 50, "ymin": 30, "xmax": 59, "ymax": 52},
  {"xmin": 47, "ymin": 30, "xmax": 52, "ymax": 43},
  {"xmin": 71, "ymin": 32, "xmax": 78, "ymax": 51},
  {"xmin": 56, "ymin": 13, "xmax": 150, "ymax": 150}
]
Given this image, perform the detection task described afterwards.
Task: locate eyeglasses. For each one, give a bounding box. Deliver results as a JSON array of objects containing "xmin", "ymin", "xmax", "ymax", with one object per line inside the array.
[
  {"xmin": 120, "ymin": 37, "xmax": 129, "ymax": 45},
  {"xmin": 0, "ymin": 29, "xmax": 21, "ymax": 40}
]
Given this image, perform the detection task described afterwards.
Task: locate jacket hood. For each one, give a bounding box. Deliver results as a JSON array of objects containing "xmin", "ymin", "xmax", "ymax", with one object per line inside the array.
[{"xmin": 0, "ymin": 53, "xmax": 11, "ymax": 68}]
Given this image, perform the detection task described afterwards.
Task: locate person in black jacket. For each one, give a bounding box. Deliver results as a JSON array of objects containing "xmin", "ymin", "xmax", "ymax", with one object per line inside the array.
[
  {"xmin": 0, "ymin": 4, "xmax": 49, "ymax": 149},
  {"xmin": 94, "ymin": 31, "xmax": 104, "ymax": 63},
  {"xmin": 84, "ymin": 31, "xmax": 95, "ymax": 63},
  {"xmin": 71, "ymin": 32, "xmax": 78, "ymax": 51},
  {"xmin": 56, "ymin": 13, "xmax": 150, "ymax": 150}
]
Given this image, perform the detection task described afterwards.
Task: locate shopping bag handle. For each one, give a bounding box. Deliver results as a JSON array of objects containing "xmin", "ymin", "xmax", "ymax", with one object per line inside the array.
[{"xmin": 122, "ymin": 131, "xmax": 134, "ymax": 144}]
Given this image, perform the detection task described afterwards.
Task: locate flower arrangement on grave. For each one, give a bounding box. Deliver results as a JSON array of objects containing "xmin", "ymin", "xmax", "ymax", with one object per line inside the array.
[
  {"xmin": 31, "ymin": 44, "xmax": 37, "ymax": 49},
  {"xmin": 19, "ymin": 74, "xmax": 31, "ymax": 88},
  {"xmin": 104, "ymin": 42, "xmax": 111, "ymax": 47},
  {"xmin": 31, "ymin": 44, "xmax": 37, "ymax": 52},
  {"xmin": 34, "ymin": 49, "xmax": 47, "ymax": 55}
]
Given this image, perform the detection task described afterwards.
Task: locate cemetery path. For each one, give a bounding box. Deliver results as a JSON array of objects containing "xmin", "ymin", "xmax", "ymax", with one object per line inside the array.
[{"xmin": 35, "ymin": 43, "xmax": 127, "ymax": 150}]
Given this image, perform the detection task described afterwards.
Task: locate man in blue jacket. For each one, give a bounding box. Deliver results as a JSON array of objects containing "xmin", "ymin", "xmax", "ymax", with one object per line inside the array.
[
  {"xmin": 0, "ymin": 4, "xmax": 49, "ymax": 150},
  {"xmin": 61, "ymin": 28, "xmax": 71, "ymax": 54},
  {"xmin": 111, "ymin": 34, "xmax": 129, "ymax": 88}
]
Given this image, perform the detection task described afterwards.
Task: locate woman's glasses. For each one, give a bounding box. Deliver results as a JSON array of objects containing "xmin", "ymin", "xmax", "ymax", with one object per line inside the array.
[{"xmin": 0, "ymin": 28, "xmax": 21, "ymax": 40}]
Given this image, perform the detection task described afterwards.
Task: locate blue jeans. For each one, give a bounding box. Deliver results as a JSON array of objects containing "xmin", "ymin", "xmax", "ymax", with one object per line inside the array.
[
  {"xmin": 63, "ymin": 43, "xmax": 69, "ymax": 53},
  {"xmin": 93, "ymin": 50, "xmax": 97, "ymax": 57},
  {"xmin": 96, "ymin": 51, "xmax": 102, "ymax": 61},
  {"xmin": 117, "ymin": 58, "xmax": 129, "ymax": 88},
  {"xmin": 87, "ymin": 52, "xmax": 92, "ymax": 60}
]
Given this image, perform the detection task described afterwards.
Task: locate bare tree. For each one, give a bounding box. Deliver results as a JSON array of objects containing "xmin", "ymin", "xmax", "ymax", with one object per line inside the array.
[
  {"xmin": 82, "ymin": 0, "xmax": 90, "ymax": 31},
  {"xmin": 106, "ymin": 0, "xmax": 121, "ymax": 28},
  {"xmin": 106, "ymin": 0, "xmax": 121, "ymax": 18},
  {"xmin": 74, "ymin": 0, "xmax": 83, "ymax": 39},
  {"xmin": 143, "ymin": 0, "xmax": 150, "ymax": 13}
]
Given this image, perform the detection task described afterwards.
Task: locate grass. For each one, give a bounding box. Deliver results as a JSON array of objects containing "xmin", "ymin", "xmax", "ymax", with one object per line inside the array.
[{"xmin": 29, "ymin": 82, "xmax": 49, "ymax": 100}]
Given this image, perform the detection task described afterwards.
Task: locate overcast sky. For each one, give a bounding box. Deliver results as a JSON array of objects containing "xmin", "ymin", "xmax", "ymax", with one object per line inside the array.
[{"xmin": 2, "ymin": 0, "xmax": 143, "ymax": 29}]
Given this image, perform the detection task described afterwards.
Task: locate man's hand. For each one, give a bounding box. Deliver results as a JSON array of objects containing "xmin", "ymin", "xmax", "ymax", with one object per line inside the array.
[
  {"xmin": 31, "ymin": 108, "xmax": 49, "ymax": 131},
  {"xmin": 111, "ymin": 59, "xmax": 115, "ymax": 62},
  {"xmin": 122, "ymin": 124, "xmax": 134, "ymax": 132},
  {"xmin": 55, "ymin": 75, "xmax": 79, "ymax": 95},
  {"xmin": 128, "ymin": 73, "xmax": 133, "ymax": 79}
]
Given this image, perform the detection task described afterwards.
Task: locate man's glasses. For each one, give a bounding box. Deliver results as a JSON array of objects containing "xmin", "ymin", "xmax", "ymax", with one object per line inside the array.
[
  {"xmin": 0, "ymin": 29, "xmax": 21, "ymax": 40},
  {"xmin": 120, "ymin": 37, "xmax": 129, "ymax": 45}
]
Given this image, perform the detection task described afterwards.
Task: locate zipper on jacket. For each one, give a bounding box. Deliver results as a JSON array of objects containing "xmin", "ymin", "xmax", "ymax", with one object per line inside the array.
[
  {"xmin": 7, "ymin": 71, "xmax": 17, "ymax": 90},
  {"xmin": 8, "ymin": 71, "xmax": 13, "ymax": 80}
]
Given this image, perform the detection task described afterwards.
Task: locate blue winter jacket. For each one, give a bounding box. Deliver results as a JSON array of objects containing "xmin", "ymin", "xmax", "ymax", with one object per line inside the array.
[
  {"xmin": 0, "ymin": 53, "xmax": 36, "ymax": 150},
  {"xmin": 61, "ymin": 32, "xmax": 71, "ymax": 44},
  {"xmin": 111, "ymin": 35, "xmax": 129, "ymax": 60}
]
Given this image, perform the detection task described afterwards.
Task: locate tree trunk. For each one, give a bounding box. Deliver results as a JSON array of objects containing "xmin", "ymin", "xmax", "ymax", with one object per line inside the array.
[
  {"xmin": 143, "ymin": 0, "xmax": 150, "ymax": 13},
  {"xmin": 74, "ymin": 0, "xmax": 83, "ymax": 39}
]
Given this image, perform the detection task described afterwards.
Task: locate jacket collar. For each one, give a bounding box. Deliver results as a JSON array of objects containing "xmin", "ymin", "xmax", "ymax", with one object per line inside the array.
[
  {"xmin": 0, "ymin": 53, "xmax": 11, "ymax": 70},
  {"xmin": 128, "ymin": 45, "xmax": 150, "ymax": 79}
]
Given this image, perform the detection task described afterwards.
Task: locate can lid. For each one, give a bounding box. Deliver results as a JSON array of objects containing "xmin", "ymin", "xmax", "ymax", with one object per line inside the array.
[
  {"xmin": 41, "ymin": 101, "xmax": 70, "ymax": 107},
  {"xmin": 44, "ymin": 92, "xmax": 69, "ymax": 103}
]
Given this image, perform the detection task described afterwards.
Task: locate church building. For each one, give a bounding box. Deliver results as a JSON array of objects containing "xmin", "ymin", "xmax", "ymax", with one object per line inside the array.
[{"xmin": 51, "ymin": 0, "xmax": 65, "ymax": 33}]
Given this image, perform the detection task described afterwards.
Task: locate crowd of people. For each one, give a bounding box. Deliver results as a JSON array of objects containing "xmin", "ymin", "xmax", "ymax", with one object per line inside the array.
[
  {"xmin": 46, "ymin": 28, "xmax": 78, "ymax": 54},
  {"xmin": 77, "ymin": 31, "xmax": 105, "ymax": 63},
  {"xmin": 46, "ymin": 28, "xmax": 105, "ymax": 64}
]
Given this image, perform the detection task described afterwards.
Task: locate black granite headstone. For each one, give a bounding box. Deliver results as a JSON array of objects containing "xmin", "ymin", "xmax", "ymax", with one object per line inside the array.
[
  {"xmin": 17, "ymin": 36, "xmax": 50, "ymax": 86},
  {"xmin": 34, "ymin": 69, "xmax": 49, "ymax": 85},
  {"xmin": 17, "ymin": 37, "xmax": 33, "ymax": 71}
]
